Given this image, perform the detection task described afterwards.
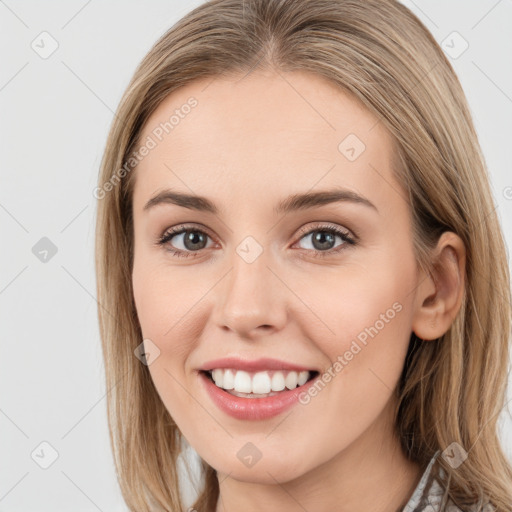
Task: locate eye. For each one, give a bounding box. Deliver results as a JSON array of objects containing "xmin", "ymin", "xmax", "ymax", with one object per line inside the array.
[
  {"xmin": 156, "ymin": 224, "xmax": 215, "ymax": 258},
  {"xmin": 156, "ymin": 222, "xmax": 357, "ymax": 259},
  {"xmin": 293, "ymin": 223, "xmax": 356, "ymax": 258}
]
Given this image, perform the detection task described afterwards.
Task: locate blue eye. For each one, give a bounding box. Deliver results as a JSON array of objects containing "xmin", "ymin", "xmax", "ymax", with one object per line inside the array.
[{"xmin": 156, "ymin": 223, "xmax": 356, "ymax": 259}]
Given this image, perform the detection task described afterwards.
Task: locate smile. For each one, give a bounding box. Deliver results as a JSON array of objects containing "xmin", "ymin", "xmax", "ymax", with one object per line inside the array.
[
  {"xmin": 208, "ymin": 368, "xmax": 313, "ymax": 396},
  {"xmin": 199, "ymin": 368, "xmax": 320, "ymax": 420}
]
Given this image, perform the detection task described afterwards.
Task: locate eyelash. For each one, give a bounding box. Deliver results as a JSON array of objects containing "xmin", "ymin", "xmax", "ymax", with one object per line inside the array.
[{"xmin": 155, "ymin": 223, "xmax": 357, "ymax": 259}]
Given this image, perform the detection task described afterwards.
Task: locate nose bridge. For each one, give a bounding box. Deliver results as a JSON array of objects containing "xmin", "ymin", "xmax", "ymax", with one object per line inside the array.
[{"xmin": 213, "ymin": 237, "xmax": 287, "ymax": 336}]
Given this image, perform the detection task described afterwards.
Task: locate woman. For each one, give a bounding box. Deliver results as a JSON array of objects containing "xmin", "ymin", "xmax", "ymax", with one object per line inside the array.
[{"xmin": 94, "ymin": 0, "xmax": 512, "ymax": 510}]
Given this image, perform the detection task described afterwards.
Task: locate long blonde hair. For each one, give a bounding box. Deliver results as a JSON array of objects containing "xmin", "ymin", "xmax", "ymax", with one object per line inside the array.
[{"xmin": 94, "ymin": 0, "xmax": 512, "ymax": 510}]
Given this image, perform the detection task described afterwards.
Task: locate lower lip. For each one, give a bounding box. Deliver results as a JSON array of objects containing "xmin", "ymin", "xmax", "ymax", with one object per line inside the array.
[{"xmin": 199, "ymin": 371, "xmax": 319, "ymax": 420}]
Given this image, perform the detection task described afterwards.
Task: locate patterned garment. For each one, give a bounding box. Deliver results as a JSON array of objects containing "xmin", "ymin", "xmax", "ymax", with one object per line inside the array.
[{"xmin": 402, "ymin": 450, "xmax": 490, "ymax": 512}]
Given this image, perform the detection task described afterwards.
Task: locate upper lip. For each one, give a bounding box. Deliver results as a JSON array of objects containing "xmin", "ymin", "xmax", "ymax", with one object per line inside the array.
[{"xmin": 199, "ymin": 357, "xmax": 318, "ymax": 373}]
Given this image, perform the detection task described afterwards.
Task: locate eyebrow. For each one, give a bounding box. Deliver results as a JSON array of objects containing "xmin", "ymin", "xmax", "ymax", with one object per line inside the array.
[{"xmin": 143, "ymin": 187, "xmax": 378, "ymax": 215}]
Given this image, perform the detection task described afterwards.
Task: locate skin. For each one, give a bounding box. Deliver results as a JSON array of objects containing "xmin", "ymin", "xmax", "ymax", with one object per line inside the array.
[{"xmin": 131, "ymin": 69, "xmax": 466, "ymax": 512}]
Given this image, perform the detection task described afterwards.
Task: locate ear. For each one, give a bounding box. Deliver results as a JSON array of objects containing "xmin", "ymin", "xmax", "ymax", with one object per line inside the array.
[{"xmin": 411, "ymin": 232, "xmax": 466, "ymax": 341}]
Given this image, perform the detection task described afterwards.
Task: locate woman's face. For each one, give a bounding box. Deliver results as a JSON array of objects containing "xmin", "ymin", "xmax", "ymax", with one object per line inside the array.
[{"xmin": 131, "ymin": 69, "xmax": 422, "ymax": 483}]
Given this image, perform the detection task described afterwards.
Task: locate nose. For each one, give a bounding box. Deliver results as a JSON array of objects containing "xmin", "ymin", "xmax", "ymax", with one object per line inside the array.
[{"xmin": 213, "ymin": 248, "xmax": 288, "ymax": 339}]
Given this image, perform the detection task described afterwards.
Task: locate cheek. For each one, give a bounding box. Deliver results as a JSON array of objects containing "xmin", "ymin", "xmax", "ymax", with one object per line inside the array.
[
  {"xmin": 131, "ymin": 260, "xmax": 216, "ymax": 416},
  {"xmin": 132, "ymin": 258, "xmax": 203, "ymax": 342},
  {"xmin": 296, "ymin": 252, "xmax": 415, "ymax": 404},
  {"xmin": 132, "ymin": 263, "xmax": 206, "ymax": 421},
  {"xmin": 299, "ymin": 260, "xmax": 412, "ymax": 353}
]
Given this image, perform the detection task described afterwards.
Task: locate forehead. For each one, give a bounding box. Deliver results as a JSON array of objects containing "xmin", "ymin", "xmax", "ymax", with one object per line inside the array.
[{"xmin": 132, "ymin": 70, "xmax": 403, "ymax": 215}]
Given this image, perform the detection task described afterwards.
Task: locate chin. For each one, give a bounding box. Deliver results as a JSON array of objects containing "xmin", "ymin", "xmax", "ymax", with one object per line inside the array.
[{"xmin": 201, "ymin": 445, "xmax": 313, "ymax": 484}]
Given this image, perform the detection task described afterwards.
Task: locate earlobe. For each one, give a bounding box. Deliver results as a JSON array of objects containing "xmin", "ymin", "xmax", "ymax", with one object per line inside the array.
[{"xmin": 411, "ymin": 232, "xmax": 466, "ymax": 341}]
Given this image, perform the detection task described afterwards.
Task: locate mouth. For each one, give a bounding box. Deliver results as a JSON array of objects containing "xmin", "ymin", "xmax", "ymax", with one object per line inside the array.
[
  {"xmin": 201, "ymin": 368, "xmax": 320, "ymax": 398},
  {"xmin": 199, "ymin": 367, "xmax": 320, "ymax": 420}
]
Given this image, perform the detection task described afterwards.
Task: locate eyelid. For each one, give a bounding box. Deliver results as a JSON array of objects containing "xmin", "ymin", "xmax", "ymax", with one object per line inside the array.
[
  {"xmin": 293, "ymin": 222, "xmax": 355, "ymax": 243},
  {"xmin": 159, "ymin": 223, "xmax": 217, "ymax": 241}
]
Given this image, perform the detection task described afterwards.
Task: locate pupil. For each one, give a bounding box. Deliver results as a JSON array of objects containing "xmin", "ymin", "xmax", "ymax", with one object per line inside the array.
[
  {"xmin": 184, "ymin": 231, "xmax": 206, "ymax": 250},
  {"xmin": 313, "ymin": 231, "xmax": 334, "ymax": 250}
]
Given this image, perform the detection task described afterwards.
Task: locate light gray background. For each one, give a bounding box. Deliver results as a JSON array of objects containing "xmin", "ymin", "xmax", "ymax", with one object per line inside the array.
[{"xmin": 1, "ymin": 1, "xmax": 511, "ymax": 510}]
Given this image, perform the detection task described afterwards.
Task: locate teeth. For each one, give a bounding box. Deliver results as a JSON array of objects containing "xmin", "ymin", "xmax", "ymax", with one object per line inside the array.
[
  {"xmin": 212, "ymin": 369, "xmax": 223, "ymax": 387},
  {"xmin": 252, "ymin": 372, "xmax": 271, "ymax": 394},
  {"xmin": 298, "ymin": 371, "xmax": 309, "ymax": 386},
  {"xmin": 285, "ymin": 371, "xmax": 298, "ymax": 390},
  {"xmin": 271, "ymin": 372, "xmax": 285, "ymax": 391},
  {"xmin": 234, "ymin": 370, "xmax": 252, "ymax": 393},
  {"xmin": 208, "ymin": 369, "xmax": 312, "ymax": 394},
  {"xmin": 223, "ymin": 369, "xmax": 235, "ymax": 389}
]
